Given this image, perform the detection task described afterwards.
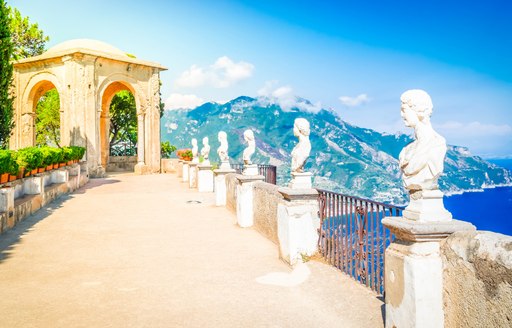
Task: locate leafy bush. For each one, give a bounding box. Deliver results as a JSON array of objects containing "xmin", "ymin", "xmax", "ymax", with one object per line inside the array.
[
  {"xmin": 16, "ymin": 147, "xmax": 44, "ymax": 171},
  {"xmin": 161, "ymin": 141, "xmax": 177, "ymax": 159},
  {"xmin": 40, "ymin": 146, "xmax": 56, "ymax": 166},
  {"xmin": 69, "ymin": 146, "xmax": 85, "ymax": 161},
  {"xmin": 62, "ymin": 146, "xmax": 73, "ymax": 162}
]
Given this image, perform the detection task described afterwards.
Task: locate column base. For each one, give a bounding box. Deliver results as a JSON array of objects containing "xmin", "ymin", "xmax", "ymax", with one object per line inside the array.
[
  {"xmin": 289, "ymin": 171, "xmax": 312, "ymax": 190},
  {"xmin": 404, "ymin": 189, "xmax": 452, "ymax": 222},
  {"xmin": 243, "ymin": 164, "xmax": 258, "ymax": 176}
]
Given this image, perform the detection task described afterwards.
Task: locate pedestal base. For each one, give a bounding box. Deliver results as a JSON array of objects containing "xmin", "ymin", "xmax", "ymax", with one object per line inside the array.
[
  {"xmin": 214, "ymin": 169, "xmax": 236, "ymax": 206},
  {"xmin": 198, "ymin": 165, "xmax": 214, "ymax": 192},
  {"xmin": 404, "ymin": 189, "xmax": 452, "ymax": 222},
  {"xmin": 188, "ymin": 163, "xmax": 198, "ymax": 188},
  {"xmin": 182, "ymin": 162, "xmax": 190, "ymax": 182},
  {"xmin": 134, "ymin": 163, "xmax": 150, "ymax": 175},
  {"xmin": 289, "ymin": 172, "xmax": 312, "ymax": 190},
  {"xmin": 236, "ymin": 174, "xmax": 264, "ymax": 227},
  {"xmin": 219, "ymin": 160, "xmax": 231, "ymax": 170},
  {"xmin": 242, "ymin": 164, "xmax": 258, "ymax": 176}
]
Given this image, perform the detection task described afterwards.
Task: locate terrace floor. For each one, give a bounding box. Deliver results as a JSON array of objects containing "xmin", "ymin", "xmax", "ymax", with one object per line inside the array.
[{"xmin": 0, "ymin": 172, "xmax": 383, "ymax": 328}]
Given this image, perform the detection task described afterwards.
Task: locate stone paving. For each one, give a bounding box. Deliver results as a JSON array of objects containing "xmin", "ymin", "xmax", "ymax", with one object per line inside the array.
[{"xmin": 0, "ymin": 173, "xmax": 384, "ymax": 328}]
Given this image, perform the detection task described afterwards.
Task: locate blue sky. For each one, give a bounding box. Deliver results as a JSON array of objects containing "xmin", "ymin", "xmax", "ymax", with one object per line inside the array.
[{"xmin": 10, "ymin": 0, "xmax": 512, "ymax": 157}]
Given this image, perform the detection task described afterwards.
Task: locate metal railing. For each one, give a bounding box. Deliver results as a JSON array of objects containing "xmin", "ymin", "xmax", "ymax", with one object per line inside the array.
[
  {"xmin": 231, "ymin": 164, "xmax": 277, "ymax": 185},
  {"xmin": 317, "ymin": 189, "xmax": 402, "ymax": 295}
]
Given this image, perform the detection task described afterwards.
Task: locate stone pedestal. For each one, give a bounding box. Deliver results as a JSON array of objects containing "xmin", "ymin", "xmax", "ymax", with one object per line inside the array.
[
  {"xmin": 24, "ymin": 176, "xmax": 44, "ymax": 195},
  {"xmin": 177, "ymin": 160, "xmax": 184, "ymax": 178},
  {"xmin": 188, "ymin": 163, "xmax": 198, "ymax": 188},
  {"xmin": 219, "ymin": 160, "xmax": 231, "ymax": 170},
  {"xmin": 198, "ymin": 165, "xmax": 214, "ymax": 192},
  {"xmin": 134, "ymin": 162, "xmax": 150, "ymax": 175},
  {"xmin": 182, "ymin": 162, "xmax": 190, "ymax": 182},
  {"xmin": 289, "ymin": 172, "xmax": 312, "ymax": 190},
  {"xmin": 382, "ymin": 217, "xmax": 475, "ymax": 328},
  {"xmin": 0, "ymin": 186, "xmax": 14, "ymax": 213},
  {"xmin": 214, "ymin": 168, "xmax": 235, "ymax": 206},
  {"xmin": 235, "ymin": 174, "xmax": 264, "ymax": 227},
  {"xmin": 403, "ymin": 189, "xmax": 452, "ymax": 221},
  {"xmin": 51, "ymin": 168, "xmax": 69, "ymax": 184},
  {"xmin": 242, "ymin": 164, "xmax": 258, "ymax": 176},
  {"xmin": 277, "ymin": 187, "xmax": 319, "ymax": 266}
]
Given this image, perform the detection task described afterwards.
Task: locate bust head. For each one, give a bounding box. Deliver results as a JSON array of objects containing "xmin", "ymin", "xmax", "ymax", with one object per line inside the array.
[
  {"xmin": 400, "ymin": 89, "xmax": 433, "ymax": 127},
  {"xmin": 202, "ymin": 137, "xmax": 209, "ymax": 146},
  {"xmin": 243, "ymin": 129, "xmax": 254, "ymax": 142},
  {"xmin": 218, "ymin": 131, "xmax": 227, "ymax": 143},
  {"xmin": 294, "ymin": 118, "xmax": 310, "ymax": 137},
  {"xmin": 191, "ymin": 138, "xmax": 197, "ymax": 146}
]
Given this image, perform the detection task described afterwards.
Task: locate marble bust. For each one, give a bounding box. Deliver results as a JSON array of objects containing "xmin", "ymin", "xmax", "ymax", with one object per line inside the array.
[
  {"xmin": 242, "ymin": 129, "xmax": 255, "ymax": 165},
  {"xmin": 217, "ymin": 131, "xmax": 230, "ymax": 166},
  {"xmin": 398, "ymin": 89, "xmax": 452, "ymax": 221},
  {"xmin": 201, "ymin": 137, "xmax": 210, "ymax": 165},
  {"xmin": 291, "ymin": 118, "xmax": 311, "ymax": 173},
  {"xmin": 191, "ymin": 138, "xmax": 199, "ymax": 163}
]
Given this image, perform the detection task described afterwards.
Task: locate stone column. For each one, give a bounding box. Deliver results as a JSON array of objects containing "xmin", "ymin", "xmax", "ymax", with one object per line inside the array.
[
  {"xmin": 134, "ymin": 113, "xmax": 149, "ymax": 174},
  {"xmin": 382, "ymin": 218, "xmax": 475, "ymax": 328},
  {"xmin": 235, "ymin": 174, "xmax": 264, "ymax": 227},
  {"xmin": 197, "ymin": 164, "xmax": 214, "ymax": 192},
  {"xmin": 182, "ymin": 161, "xmax": 190, "ymax": 182},
  {"xmin": 188, "ymin": 162, "xmax": 198, "ymax": 188},
  {"xmin": 177, "ymin": 160, "xmax": 184, "ymax": 178},
  {"xmin": 214, "ymin": 168, "xmax": 236, "ymax": 206},
  {"xmin": 277, "ymin": 185, "xmax": 319, "ymax": 266}
]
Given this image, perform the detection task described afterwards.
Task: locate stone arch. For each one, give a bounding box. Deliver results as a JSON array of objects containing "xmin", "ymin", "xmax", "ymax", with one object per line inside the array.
[
  {"xmin": 97, "ymin": 74, "xmax": 145, "ymax": 169},
  {"xmin": 19, "ymin": 72, "xmax": 63, "ymax": 148}
]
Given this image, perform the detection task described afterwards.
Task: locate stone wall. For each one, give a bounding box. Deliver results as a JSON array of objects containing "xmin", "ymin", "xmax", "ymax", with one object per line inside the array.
[
  {"xmin": 106, "ymin": 156, "xmax": 137, "ymax": 172},
  {"xmin": 441, "ymin": 230, "xmax": 512, "ymax": 327},
  {"xmin": 253, "ymin": 181, "xmax": 283, "ymax": 245},
  {"xmin": 161, "ymin": 158, "xmax": 178, "ymax": 173},
  {"xmin": 225, "ymin": 173, "xmax": 238, "ymax": 213}
]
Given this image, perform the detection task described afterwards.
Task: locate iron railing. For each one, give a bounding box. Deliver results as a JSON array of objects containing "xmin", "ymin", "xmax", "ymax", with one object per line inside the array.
[
  {"xmin": 317, "ymin": 189, "xmax": 402, "ymax": 295},
  {"xmin": 231, "ymin": 164, "xmax": 277, "ymax": 185}
]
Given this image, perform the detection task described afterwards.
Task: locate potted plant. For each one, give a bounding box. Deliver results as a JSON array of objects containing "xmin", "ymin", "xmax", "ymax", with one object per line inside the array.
[
  {"xmin": 177, "ymin": 149, "xmax": 193, "ymax": 161},
  {"xmin": 0, "ymin": 150, "xmax": 10, "ymax": 184}
]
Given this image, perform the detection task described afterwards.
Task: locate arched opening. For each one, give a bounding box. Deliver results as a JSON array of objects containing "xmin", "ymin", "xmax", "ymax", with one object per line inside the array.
[
  {"xmin": 35, "ymin": 88, "xmax": 61, "ymax": 147},
  {"xmin": 22, "ymin": 80, "xmax": 61, "ymax": 148},
  {"xmin": 100, "ymin": 81, "xmax": 138, "ymax": 172}
]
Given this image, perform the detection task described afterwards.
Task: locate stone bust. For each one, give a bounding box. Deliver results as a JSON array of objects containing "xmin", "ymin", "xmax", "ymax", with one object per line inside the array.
[
  {"xmin": 217, "ymin": 131, "xmax": 229, "ymax": 162},
  {"xmin": 291, "ymin": 118, "xmax": 311, "ymax": 173},
  {"xmin": 201, "ymin": 137, "xmax": 210, "ymax": 163},
  {"xmin": 191, "ymin": 138, "xmax": 199, "ymax": 163},
  {"xmin": 398, "ymin": 89, "xmax": 447, "ymax": 197},
  {"xmin": 242, "ymin": 129, "xmax": 255, "ymax": 165}
]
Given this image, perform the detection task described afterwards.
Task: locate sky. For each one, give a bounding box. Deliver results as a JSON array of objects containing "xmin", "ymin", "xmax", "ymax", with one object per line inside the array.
[{"xmin": 9, "ymin": 0, "xmax": 512, "ymax": 158}]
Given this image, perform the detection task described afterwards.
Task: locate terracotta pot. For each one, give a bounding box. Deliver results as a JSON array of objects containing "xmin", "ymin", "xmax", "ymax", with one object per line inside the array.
[
  {"xmin": 17, "ymin": 167, "xmax": 25, "ymax": 179},
  {"xmin": 9, "ymin": 175, "xmax": 16, "ymax": 182},
  {"xmin": 67, "ymin": 160, "xmax": 73, "ymax": 165},
  {"xmin": 53, "ymin": 163, "xmax": 59, "ymax": 169},
  {"xmin": 24, "ymin": 170, "xmax": 31, "ymax": 178},
  {"xmin": 31, "ymin": 169, "xmax": 38, "ymax": 175},
  {"xmin": 59, "ymin": 163, "xmax": 65, "ymax": 168},
  {"xmin": 183, "ymin": 157, "xmax": 192, "ymax": 161},
  {"xmin": 47, "ymin": 165, "xmax": 53, "ymax": 171},
  {"xmin": 0, "ymin": 173, "xmax": 8, "ymax": 184},
  {"xmin": 37, "ymin": 167, "xmax": 45, "ymax": 173}
]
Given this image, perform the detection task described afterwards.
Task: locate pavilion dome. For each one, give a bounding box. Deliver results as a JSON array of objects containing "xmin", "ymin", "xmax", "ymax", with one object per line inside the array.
[{"xmin": 45, "ymin": 39, "xmax": 128, "ymax": 57}]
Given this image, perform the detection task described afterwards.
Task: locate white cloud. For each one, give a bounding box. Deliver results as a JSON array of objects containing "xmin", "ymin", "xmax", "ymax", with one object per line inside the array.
[
  {"xmin": 339, "ymin": 94, "xmax": 371, "ymax": 107},
  {"xmin": 435, "ymin": 121, "xmax": 512, "ymax": 137},
  {"xmin": 165, "ymin": 93, "xmax": 205, "ymax": 110},
  {"xmin": 257, "ymin": 81, "xmax": 322, "ymax": 113},
  {"xmin": 175, "ymin": 56, "xmax": 254, "ymax": 89}
]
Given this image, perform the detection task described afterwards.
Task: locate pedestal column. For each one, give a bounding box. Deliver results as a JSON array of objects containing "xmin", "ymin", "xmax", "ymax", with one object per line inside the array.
[
  {"xmin": 188, "ymin": 162, "xmax": 198, "ymax": 188},
  {"xmin": 382, "ymin": 218, "xmax": 475, "ymax": 328},
  {"xmin": 214, "ymin": 168, "xmax": 236, "ymax": 206},
  {"xmin": 197, "ymin": 164, "xmax": 214, "ymax": 192},
  {"xmin": 235, "ymin": 174, "xmax": 264, "ymax": 227},
  {"xmin": 182, "ymin": 161, "xmax": 190, "ymax": 182}
]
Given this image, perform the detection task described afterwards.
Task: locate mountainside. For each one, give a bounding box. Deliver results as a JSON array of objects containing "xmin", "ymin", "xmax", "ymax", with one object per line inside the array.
[{"xmin": 161, "ymin": 96, "xmax": 512, "ymax": 204}]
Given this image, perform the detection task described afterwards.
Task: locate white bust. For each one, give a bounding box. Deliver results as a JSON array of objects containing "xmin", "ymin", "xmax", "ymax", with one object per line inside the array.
[
  {"xmin": 191, "ymin": 138, "xmax": 199, "ymax": 163},
  {"xmin": 217, "ymin": 131, "xmax": 229, "ymax": 162},
  {"xmin": 242, "ymin": 129, "xmax": 255, "ymax": 165},
  {"xmin": 201, "ymin": 137, "xmax": 210, "ymax": 164},
  {"xmin": 291, "ymin": 118, "xmax": 311, "ymax": 173},
  {"xmin": 398, "ymin": 89, "xmax": 447, "ymax": 197}
]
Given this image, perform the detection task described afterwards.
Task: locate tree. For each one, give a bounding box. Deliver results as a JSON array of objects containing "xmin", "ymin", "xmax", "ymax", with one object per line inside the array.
[
  {"xmin": 0, "ymin": 0, "xmax": 14, "ymax": 149},
  {"xmin": 35, "ymin": 89, "xmax": 60, "ymax": 147},
  {"xmin": 109, "ymin": 91, "xmax": 137, "ymax": 155},
  {"xmin": 8, "ymin": 7, "xmax": 49, "ymax": 60}
]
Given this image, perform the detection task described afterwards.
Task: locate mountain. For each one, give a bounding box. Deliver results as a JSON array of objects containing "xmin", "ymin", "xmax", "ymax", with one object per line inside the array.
[{"xmin": 161, "ymin": 96, "xmax": 512, "ymax": 204}]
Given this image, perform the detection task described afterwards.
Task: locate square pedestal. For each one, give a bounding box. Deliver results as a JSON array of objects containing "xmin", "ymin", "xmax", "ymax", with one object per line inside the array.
[
  {"xmin": 242, "ymin": 164, "xmax": 258, "ymax": 176},
  {"xmin": 403, "ymin": 189, "xmax": 452, "ymax": 222},
  {"xmin": 289, "ymin": 172, "xmax": 312, "ymax": 190},
  {"xmin": 189, "ymin": 163, "xmax": 198, "ymax": 188},
  {"xmin": 214, "ymin": 169, "xmax": 236, "ymax": 206},
  {"xmin": 236, "ymin": 174, "xmax": 264, "ymax": 227},
  {"xmin": 198, "ymin": 165, "xmax": 214, "ymax": 192}
]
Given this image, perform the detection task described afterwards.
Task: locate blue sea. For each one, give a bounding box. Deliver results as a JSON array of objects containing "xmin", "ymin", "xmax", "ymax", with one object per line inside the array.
[{"xmin": 443, "ymin": 159, "xmax": 512, "ymax": 236}]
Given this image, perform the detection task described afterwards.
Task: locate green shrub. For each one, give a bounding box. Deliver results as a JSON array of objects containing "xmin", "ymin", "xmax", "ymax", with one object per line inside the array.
[
  {"xmin": 161, "ymin": 141, "xmax": 177, "ymax": 159},
  {"xmin": 16, "ymin": 147, "xmax": 44, "ymax": 171},
  {"xmin": 62, "ymin": 146, "xmax": 73, "ymax": 162},
  {"xmin": 40, "ymin": 147, "xmax": 56, "ymax": 166}
]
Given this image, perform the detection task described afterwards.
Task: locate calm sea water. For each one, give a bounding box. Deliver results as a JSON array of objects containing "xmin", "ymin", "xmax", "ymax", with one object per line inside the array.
[{"xmin": 443, "ymin": 159, "xmax": 512, "ymax": 236}]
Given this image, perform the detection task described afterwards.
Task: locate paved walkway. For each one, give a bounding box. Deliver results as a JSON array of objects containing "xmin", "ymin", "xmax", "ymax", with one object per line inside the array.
[{"xmin": 0, "ymin": 173, "xmax": 383, "ymax": 328}]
